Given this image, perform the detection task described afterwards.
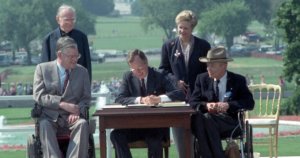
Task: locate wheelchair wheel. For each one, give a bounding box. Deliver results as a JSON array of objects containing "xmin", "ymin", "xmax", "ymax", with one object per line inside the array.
[
  {"xmin": 88, "ymin": 134, "xmax": 96, "ymax": 158},
  {"xmin": 27, "ymin": 135, "xmax": 42, "ymax": 158},
  {"xmin": 245, "ymin": 121, "xmax": 253, "ymax": 158}
]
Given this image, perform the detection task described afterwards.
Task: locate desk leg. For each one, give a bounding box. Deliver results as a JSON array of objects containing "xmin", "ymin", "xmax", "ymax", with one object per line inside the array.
[
  {"xmin": 106, "ymin": 129, "xmax": 112, "ymax": 158},
  {"xmin": 185, "ymin": 127, "xmax": 192, "ymax": 158},
  {"xmin": 100, "ymin": 122, "xmax": 107, "ymax": 158}
]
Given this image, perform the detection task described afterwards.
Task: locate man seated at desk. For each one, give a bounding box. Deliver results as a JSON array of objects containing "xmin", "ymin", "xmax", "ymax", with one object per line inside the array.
[
  {"xmin": 189, "ymin": 46, "xmax": 254, "ymax": 158},
  {"xmin": 110, "ymin": 49, "xmax": 185, "ymax": 158}
]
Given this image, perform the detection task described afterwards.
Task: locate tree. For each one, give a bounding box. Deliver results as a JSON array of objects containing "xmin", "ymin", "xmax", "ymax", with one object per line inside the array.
[
  {"xmin": 40, "ymin": 0, "xmax": 96, "ymax": 35},
  {"xmin": 276, "ymin": 0, "xmax": 300, "ymax": 114},
  {"xmin": 244, "ymin": 0, "xmax": 272, "ymax": 25},
  {"xmin": 137, "ymin": 0, "xmax": 210, "ymax": 39},
  {"xmin": 0, "ymin": 0, "xmax": 48, "ymax": 64},
  {"xmin": 198, "ymin": 0, "xmax": 251, "ymax": 49},
  {"xmin": 81, "ymin": 0, "xmax": 114, "ymax": 16},
  {"xmin": 131, "ymin": 0, "xmax": 143, "ymax": 16},
  {"xmin": 0, "ymin": 0, "xmax": 95, "ymax": 65}
]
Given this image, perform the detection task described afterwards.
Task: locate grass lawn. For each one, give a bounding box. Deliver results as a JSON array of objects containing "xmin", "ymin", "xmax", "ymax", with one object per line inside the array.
[
  {"xmin": 1, "ymin": 136, "xmax": 300, "ymax": 157},
  {"xmin": 90, "ymin": 16, "xmax": 165, "ymax": 50},
  {"xmin": 0, "ymin": 57, "xmax": 285, "ymax": 86}
]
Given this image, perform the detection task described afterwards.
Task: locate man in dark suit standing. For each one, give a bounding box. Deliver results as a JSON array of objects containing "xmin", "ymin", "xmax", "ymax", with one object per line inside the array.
[
  {"xmin": 110, "ymin": 49, "xmax": 185, "ymax": 158},
  {"xmin": 189, "ymin": 46, "xmax": 254, "ymax": 158},
  {"xmin": 41, "ymin": 4, "xmax": 92, "ymax": 80}
]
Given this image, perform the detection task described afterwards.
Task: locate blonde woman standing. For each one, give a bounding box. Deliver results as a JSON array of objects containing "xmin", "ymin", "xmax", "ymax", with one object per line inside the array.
[{"xmin": 159, "ymin": 10, "xmax": 211, "ymax": 158}]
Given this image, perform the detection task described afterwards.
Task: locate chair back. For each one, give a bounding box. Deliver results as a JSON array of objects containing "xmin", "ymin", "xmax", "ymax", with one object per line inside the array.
[{"xmin": 247, "ymin": 84, "xmax": 281, "ymax": 121}]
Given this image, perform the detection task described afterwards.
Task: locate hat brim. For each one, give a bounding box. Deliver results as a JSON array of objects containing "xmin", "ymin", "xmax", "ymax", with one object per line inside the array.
[{"xmin": 199, "ymin": 58, "xmax": 233, "ymax": 63}]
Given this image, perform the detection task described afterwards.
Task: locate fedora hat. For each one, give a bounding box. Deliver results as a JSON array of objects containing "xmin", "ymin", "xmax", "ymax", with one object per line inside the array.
[{"xmin": 199, "ymin": 46, "xmax": 233, "ymax": 63}]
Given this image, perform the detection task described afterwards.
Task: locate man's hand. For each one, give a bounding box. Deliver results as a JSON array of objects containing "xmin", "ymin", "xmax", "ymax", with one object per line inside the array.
[
  {"xmin": 207, "ymin": 102, "xmax": 218, "ymax": 113},
  {"xmin": 141, "ymin": 95, "xmax": 161, "ymax": 105},
  {"xmin": 206, "ymin": 102, "xmax": 229, "ymax": 113},
  {"xmin": 216, "ymin": 102, "xmax": 229, "ymax": 113},
  {"xmin": 178, "ymin": 80, "xmax": 189, "ymax": 94},
  {"xmin": 68, "ymin": 114, "xmax": 80, "ymax": 124},
  {"xmin": 59, "ymin": 102, "xmax": 80, "ymax": 115}
]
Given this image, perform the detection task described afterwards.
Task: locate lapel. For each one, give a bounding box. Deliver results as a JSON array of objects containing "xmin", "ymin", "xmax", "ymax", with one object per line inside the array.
[
  {"xmin": 64, "ymin": 68, "xmax": 76, "ymax": 96},
  {"xmin": 174, "ymin": 38, "xmax": 186, "ymax": 67},
  {"xmin": 205, "ymin": 76, "xmax": 217, "ymax": 101},
  {"xmin": 132, "ymin": 75, "xmax": 143, "ymax": 96},
  {"xmin": 146, "ymin": 68, "xmax": 156, "ymax": 95},
  {"xmin": 53, "ymin": 28, "xmax": 61, "ymax": 41},
  {"xmin": 49, "ymin": 61, "xmax": 62, "ymax": 94},
  {"xmin": 226, "ymin": 71, "xmax": 233, "ymax": 92}
]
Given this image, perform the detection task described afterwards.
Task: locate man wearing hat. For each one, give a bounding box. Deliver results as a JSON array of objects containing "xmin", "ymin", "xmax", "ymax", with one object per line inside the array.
[{"xmin": 189, "ymin": 46, "xmax": 254, "ymax": 158}]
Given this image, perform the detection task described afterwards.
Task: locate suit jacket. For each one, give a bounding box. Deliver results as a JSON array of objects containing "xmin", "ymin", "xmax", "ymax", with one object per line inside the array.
[
  {"xmin": 41, "ymin": 28, "xmax": 92, "ymax": 80},
  {"xmin": 159, "ymin": 36, "xmax": 211, "ymax": 93},
  {"xmin": 33, "ymin": 60, "xmax": 91, "ymax": 122},
  {"xmin": 189, "ymin": 71, "xmax": 254, "ymax": 118},
  {"xmin": 115, "ymin": 67, "xmax": 185, "ymax": 105}
]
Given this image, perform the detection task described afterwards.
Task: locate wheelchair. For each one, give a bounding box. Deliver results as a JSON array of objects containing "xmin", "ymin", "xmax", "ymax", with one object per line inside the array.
[
  {"xmin": 27, "ymin": 103, "xmax": 96, "ymax": 158},
  {"xmin": 194, "ymin": 110, "xmax": 253, "ymax": 158}
]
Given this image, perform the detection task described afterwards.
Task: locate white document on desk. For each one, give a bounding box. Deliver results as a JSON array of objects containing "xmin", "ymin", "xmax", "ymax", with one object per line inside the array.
[{"xmin": 102, "ymin": 102, "xmax": 187, "ymax": 108}]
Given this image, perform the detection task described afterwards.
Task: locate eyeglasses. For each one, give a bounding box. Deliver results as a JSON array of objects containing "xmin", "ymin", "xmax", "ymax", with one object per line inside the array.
[{"xmin": 62, "ymin": 53, "xmax": 81, "ymax": 60}]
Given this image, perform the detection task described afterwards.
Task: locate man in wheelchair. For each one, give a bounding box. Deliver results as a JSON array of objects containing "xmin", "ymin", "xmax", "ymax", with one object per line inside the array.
[
  {"xmin": 32, "ymin": 36, "xmax": 91, "ymax": 158},
  {"xmin": 189, "ymin": 46, "xmax": 254, "ymax": 158}
]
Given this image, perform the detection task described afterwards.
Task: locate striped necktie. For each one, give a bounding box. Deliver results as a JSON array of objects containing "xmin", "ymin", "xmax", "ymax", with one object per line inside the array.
[{"xmin": 62, "ymin": 70, "xmax": 69, "ymax": 93}]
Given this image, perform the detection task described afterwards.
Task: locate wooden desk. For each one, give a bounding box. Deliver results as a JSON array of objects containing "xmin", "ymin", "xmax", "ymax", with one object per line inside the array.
[{"xmin": 93, "ymin": 105, "xmax": 195, "ymax": 158}]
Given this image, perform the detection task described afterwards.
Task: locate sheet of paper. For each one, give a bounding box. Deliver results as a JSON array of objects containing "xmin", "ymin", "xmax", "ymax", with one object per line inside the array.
[{"xmin": 101, "ymin": 102, "xmax": 187, "ymax": 109}]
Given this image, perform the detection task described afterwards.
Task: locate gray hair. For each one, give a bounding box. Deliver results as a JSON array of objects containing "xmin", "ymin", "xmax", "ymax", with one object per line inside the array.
[
  {"xmin": 56, "ymin": 36, "xmax": 78, "ymax": 53},
  {"xmin": 56, "ymin": 4, "xmax": 76, "ymax": 18}
]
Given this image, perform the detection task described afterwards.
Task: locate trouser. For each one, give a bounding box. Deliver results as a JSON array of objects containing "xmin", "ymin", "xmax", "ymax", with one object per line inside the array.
[
  {"xmin": 39, "ymin": 118, "xmax": 89, "ymax": 158},
  {"xmin": 191, "ymin": 112, "xmax": 238, "ymax": 158},
  {"xmin": 110, "ymin": 128, "xmax": 167, "ymax": 158},
  {"xmin": 172, "ymin": 127, "xmax": 194, "ymax": 158}
]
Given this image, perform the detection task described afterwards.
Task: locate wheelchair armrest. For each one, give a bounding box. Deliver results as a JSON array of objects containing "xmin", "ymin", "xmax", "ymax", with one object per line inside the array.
[
  {"xmin": 80, "ymin": 106, "xmax": 90, "ymax": 120},
  {"xmin": 31, "ymin": 103, "xmax": 42, "ymax": 118}
]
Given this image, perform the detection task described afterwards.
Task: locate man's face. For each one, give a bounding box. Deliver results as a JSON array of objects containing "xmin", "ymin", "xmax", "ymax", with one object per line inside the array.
[
  {"xmin": 129, "ymin": 56, "xmax": 148, "ymax": 79},
  {"xmin": 177, "ymin": 21, "xmax": 193, "ymax": 40},
  {"xmin": 56, "ymin": 9, "xmax": 75, "ymax": 33},
  {"xmin": 58, "ymin": 47, "xmax": 80, "ymax": 69},
  {"xmin": 206, "ymin": 62, "xmax": 227, "ymax": 79}
]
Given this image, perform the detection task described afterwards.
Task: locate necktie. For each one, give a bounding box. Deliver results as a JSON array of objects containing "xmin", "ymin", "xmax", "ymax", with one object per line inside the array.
[
  {"xmin": 63, "ymin": 70, "xmax": 69, "ymax": 93},
  {"xmin": 140, "ymin": 79, "xmax": 146, "ymax": 97},
  {"xmin": 214, "ymin": 79, "xmax": 220, "ymax": 101}
]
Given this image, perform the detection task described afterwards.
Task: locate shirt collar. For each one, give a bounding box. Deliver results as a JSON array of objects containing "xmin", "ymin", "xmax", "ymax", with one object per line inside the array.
[
  {"xmin": 56, "ymin": 60, "xmax": 66, "ymax": 75},
  {"xmin": 219, "ymin": 72, "xmax": 227, "ymax": 83}
]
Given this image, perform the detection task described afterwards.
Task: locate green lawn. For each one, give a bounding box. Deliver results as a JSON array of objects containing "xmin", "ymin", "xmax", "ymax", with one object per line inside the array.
[
  {"xmin": 90, "ymin": 16, "xmax": 165, "ymax": 50},
  {"xmin": 1, "ymin": 136, "xmax": 300, "ymax": 157}
]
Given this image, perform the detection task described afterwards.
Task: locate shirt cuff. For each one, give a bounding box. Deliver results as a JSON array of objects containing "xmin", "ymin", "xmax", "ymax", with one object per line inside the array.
[
  {"xmin": 159, "ymin": 95, "xmax": 171, "ymax": 103},
  {"xmin": 135, "ymin": 97, "xmax": 141, "ymax": 104}
]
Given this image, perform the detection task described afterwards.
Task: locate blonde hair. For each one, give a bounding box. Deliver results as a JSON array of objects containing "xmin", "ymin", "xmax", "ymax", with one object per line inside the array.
[{"xmin": 175, "ymin": 10, "xmax": 198, "ymax": 28}]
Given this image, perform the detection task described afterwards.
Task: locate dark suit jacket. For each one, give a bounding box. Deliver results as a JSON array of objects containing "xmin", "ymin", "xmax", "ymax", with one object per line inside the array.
[
  {"xmin": 189, "ymin": 71, "xmax": 254, "ymax": 118},
  {"xmin": 33, "ymin": 60, "xmax": 91, "ymax": 122},
  {"xmin": 115, "ymin": 67, "xmax": 185, "ymax": 105},
  {"xmin": 159, "ymin": 36, "xmax": 211, "ymax": 93},
  {"xmin": 41, "ymin": 28, "xmax": 92, "ymax": 80}
]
